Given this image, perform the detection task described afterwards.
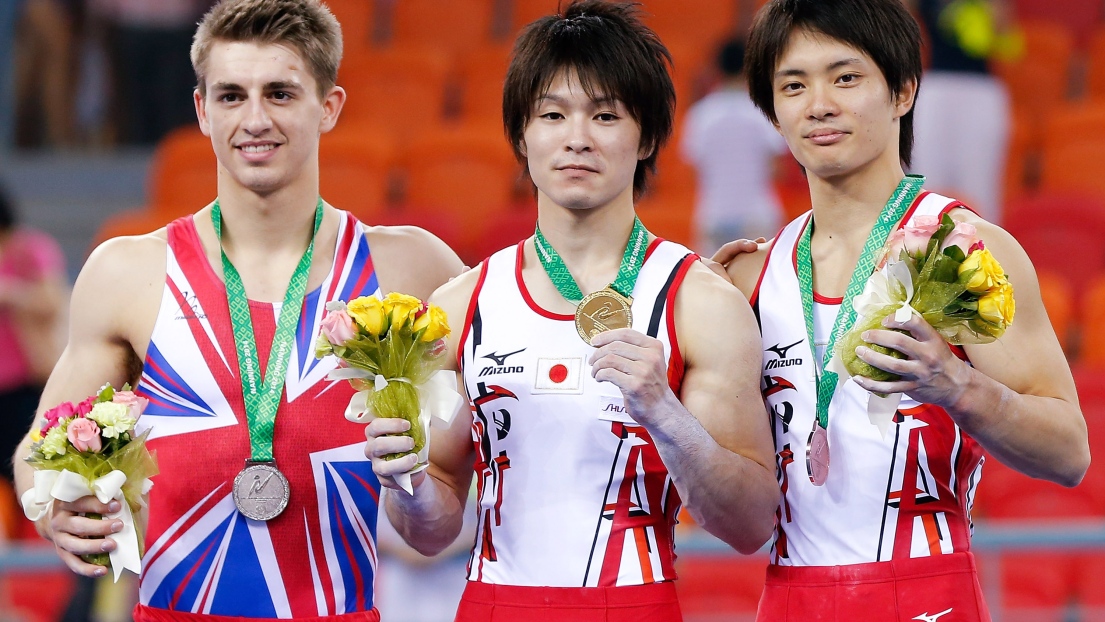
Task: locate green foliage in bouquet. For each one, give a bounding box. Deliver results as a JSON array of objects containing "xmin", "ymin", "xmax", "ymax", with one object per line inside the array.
[
  {"xmin": 315, "ymin": 293, "xmax": 450, "ymax": 461},
  {"xmin": 839, "ymin": 213, "xmax": 1015, "ymax": 382}
]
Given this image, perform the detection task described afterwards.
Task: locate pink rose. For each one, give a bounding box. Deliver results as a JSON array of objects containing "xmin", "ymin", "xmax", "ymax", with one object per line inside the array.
[
  {"xmin": 67, "ymin": 418, "xmax": 103, "ymax": 453},
  {"xmin": 940, "ymin": 222, "xmax": 978, "ymax": 256},
  {"xmin": 76, "ymin": 396, "xmax": 95, "ymax": 417},
  {"xmin": 969, "ymin": 239, "xmax": 985, "ymax": 254},
  {"xmin": 320, "ymin": 309, "xmax": 356, "ymax": 346},
  {"xmin": 43, "ymin": 401, "xmax": 77, "ymax": 431},
  {"xmin": 879, "ymin": 229, "xmax": 907, "ymax": 267},
  {"xmin": 112, "ymin": 390, "xmax": 149, "ymax": 419},
  {"xmin": 903, "ymin": 216, "xmax": 941, "ymax": 256}
]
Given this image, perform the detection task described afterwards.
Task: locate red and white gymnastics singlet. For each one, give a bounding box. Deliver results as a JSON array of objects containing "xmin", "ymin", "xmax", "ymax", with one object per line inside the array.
[
  {"xmin": 458, "ymin": 239, "xmax": 696, "ymax": 590},
  {"xmin": 753, "ymin": 192, "xmax": 991, "ymax": 620},
  {"xmin": 133, "ymin": 211, "xmax": 383, "ymax": 620}
]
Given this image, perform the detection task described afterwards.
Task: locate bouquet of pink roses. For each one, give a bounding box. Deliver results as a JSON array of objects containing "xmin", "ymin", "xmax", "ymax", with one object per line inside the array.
[
  {"xmin": 21, "ymin": 383, "xmax": 158, "ymax": 580},
  {"xmin": 838, "ymin": 213, "xmax": 1015, "ymax": 383}
]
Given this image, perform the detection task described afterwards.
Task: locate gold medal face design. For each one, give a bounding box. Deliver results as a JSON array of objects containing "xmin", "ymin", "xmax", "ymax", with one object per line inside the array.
[
  {"xmin": 232, "ymin": 462, "xmax": 291, "ymax": 521},
  {"xmin": 575, "ymin": 289, "xmax": 632, "ymax": 345}
]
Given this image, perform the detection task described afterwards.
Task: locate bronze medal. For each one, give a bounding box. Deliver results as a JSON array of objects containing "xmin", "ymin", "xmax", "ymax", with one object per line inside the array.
[
  {"xmin": 575, "ymin": 288, "xmax": 633, "ymax": 345},
  {"xmin": 806, "ymin": 423, "xmax": 830, "ymax": 486},
  {"xmin": 232, "ymin": 461, "xmax": 291, "ymax": 521}
]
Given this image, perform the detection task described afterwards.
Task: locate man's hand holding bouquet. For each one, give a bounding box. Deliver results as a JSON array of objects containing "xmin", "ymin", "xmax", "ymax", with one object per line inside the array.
[
  {"xmin": 832, "ymin": 214, "xmax": 1016, "ymax": 434},
  {"xmin": 21, "ymin": 384, "xmax": 158, "ymax": 580},
  {"xmin": 315, "ymin": 293, "xmax": 463, "ymax": 494}
]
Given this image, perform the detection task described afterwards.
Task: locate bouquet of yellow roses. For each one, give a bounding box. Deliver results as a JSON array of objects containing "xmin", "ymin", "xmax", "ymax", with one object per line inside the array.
[
  {"xmin": 833, "ymin": 214, "xmax": 1015, "ymax": 433},
  {"xmin": 315, "ymin": 293, "xmax": 462, "ymax": 494},
  {"xmin": 21, "ymin": 383, "xmax": 158, "ymax": 581}
]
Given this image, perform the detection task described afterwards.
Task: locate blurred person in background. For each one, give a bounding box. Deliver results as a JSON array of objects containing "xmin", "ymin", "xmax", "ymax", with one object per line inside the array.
[
  {"xmin": 89, "ymin": 0, "xmax": 214, "ymax": 145},
  {"xmin": 0, "ymin": 183, "xmax": 67, "ymax": 487},
  {"xmin": 12, "ymin": 0, "xmax": 78, "ymax": 148},
  {"xmin": 907, "ymin": 0, "xmax": 1015, "ymax": 223},
  {"xmin": 681, "ymin": 38, "xmax": 788, "ymax": 256}
]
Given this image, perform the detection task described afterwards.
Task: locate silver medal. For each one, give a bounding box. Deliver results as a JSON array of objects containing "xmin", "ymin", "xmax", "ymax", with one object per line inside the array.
[{"xmin": 232, "ymin": 461, "xmax": 290, "ymax": 521}]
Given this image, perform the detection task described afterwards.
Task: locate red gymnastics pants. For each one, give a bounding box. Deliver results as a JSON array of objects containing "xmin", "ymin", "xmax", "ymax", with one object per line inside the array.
[
  {"xmin": 132, "ymin": 606, "xmax": 380, "ymax": 622},
  {"xmin": 756, "ymin": 551, "xmax": 991, "ymax": 621},
  {"xmin": 454, "ymin": 581, "xmax": 683, "ymax": 622}
]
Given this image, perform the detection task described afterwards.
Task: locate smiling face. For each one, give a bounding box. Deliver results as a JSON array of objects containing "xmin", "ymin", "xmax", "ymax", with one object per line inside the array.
[
  {"xmin": 194, "ymin": 41, "xmax": 344, "ymax": 197},
  {"xmin": 522, "ymin": 70, "xmax": 646, "ymax": 212},
  {"xmin": 770, "ymin": 29, "xmax": 915, "ymax": 182}
]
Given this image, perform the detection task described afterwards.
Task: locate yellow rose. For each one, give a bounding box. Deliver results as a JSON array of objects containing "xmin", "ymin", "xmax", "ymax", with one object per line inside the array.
[
  {"xmin": 383, "ymin": 292, "xmax": 423, "ymax": 328},
  {"xmin": 978, "ymin": 281, "xmax": 1015, "ymax": 328},
  {"xmin": 347, "ymin": 296, "xmax": 388, "ymax": 336},
  {"xmin": 412, "ymin": 303, "xmax": 451, "ymax": 342},
  {"xmin": 959, "ymin": 248, "xmax": 1007, "ymax": 294}
]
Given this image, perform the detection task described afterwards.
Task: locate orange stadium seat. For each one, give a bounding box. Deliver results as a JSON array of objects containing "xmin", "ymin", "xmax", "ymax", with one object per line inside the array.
[
  {"xmin": 1087, "ymin": 28, "xmax": 1105, "ymax": 101},
  {"xmin": 337, "ymin": 47, "xmax": 451, "ymax": 135},
  {"xmin": 458, "ymin": 44, "xmax": 514, "ymax": 125},
  {"xmin": 1081, "ymin": 275, "xmax": 1105, "ymax": 367},
  {"xmin": 1013, "ymin": 0, "xmax": 1102, "ymax": 47},
  {"xmin": 1004, "ymin": 193, "xmax": 1105, "ymax": 279},
  {"xmin": 1039, "ymin": 142, "xmax": 1105, "ymax": 202},
  {"xmin": 1036, "ymin": 271, "xmax": 1075, "ymax": 355},
  {"xmin": 1002, "ymin": 110, "xmax": 1034, "ymax": 202},
  {"xmin": 399, "ymin": 126, "xmax": 522, "ymax": 257},
  {"xmin": 324, "ymin": 0, "xmax": 377, "ymax": 57},
  {"xmin": 635, "ymin": 0, "xmax": 738, "ymax": 45},
  {"xmin": 390, "ymin": 0, "xmax": 495, "ymax": 52},
  {"xmin": 1041, "ymin": 102, "xmax": 1105, "ymax": 154},
  {"xmin": 992, "ymin": 21, "xmax": 1074, "ymax": 125},
  {"xmin": 148, "ymin": 127, "xmax": 218, "ymax": 219},
  {"xmin": 471, "ymin": 202, "xmax": 539, "ymax": 262},
  {"xmin": 512, "ymin": 0, "xmax": 565, "ymax": 32},
  {"xmin": 90, "ymin": 209, "xmax": 176, "ymax": 251},
  {"xmin": 319, "ymin": 130, "xmax": 398, "ymax": 221}
]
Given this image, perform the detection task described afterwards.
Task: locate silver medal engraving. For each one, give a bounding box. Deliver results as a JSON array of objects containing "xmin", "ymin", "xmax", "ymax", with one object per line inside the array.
[{"xmin": 232, "ymin": 462, "xmax": 290, "ymax": 521}]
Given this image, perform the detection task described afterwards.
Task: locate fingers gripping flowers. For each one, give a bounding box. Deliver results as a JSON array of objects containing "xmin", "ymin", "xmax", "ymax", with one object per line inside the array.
[
  {"xmin": 315, "ymin": 293, "xmax": 462, "ymax": 494},
  {"xmin": 841, "ymin": 214, "xmax": 1015, "ymax": 384},
  {"xmin": 22, "ymin": 384, "xmax": 158, "ymax": 581}
]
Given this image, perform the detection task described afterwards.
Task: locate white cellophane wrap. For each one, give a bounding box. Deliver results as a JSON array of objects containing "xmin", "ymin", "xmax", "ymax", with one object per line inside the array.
[
  {"xmin": 328, "ymin": 368, "xmax": 463, "ymax": 494},
  {"xmin": 20, "ymin": 469, "xmax": 152, "ymax": 581},
  {"xmin": 828, "ymin": 260, "xmax": 915, "ymax": 437}
]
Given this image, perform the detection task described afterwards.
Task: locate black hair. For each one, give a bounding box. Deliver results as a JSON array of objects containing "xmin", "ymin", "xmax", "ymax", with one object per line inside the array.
[
  {"xmin": 745, "ymin": 0, "xmax": 923, "ymax": 166},
  {"xmin": 0, "ymin": 184, "xmax": 16, "ymax": 232},
  {"xmin": 503, "ymin": 0, "xmax": 676, "ymax": 197}
]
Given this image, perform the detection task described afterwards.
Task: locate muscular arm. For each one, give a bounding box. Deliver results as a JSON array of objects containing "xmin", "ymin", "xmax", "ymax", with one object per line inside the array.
[
  {"xmin": 855, "ymin": 212, "xmax": 1089, "ymax": 486},
  {"xmin": 12, "ymin": 234, "xmax": 164, "ymax": 576},
  {"xmin": 591, "ymin": 264, "xmax": 778, "ymax": 554},
  {"xmin": 368, "ymin": 268, "xmax": 478, "ymax": 556}
]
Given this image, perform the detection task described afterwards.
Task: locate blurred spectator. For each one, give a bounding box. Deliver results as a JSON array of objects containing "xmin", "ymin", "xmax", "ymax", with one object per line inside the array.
[
  {"xmin": 0, "ymin": 184, "xmax": 67, "ymax": 486},
  {"xmin": 0, "ymin": 0, "xmax": 20, "ymax": 150},
  {"xmin": 13, "ymin": 0, "xmax": 78, "ymax": 148},
  {"xmin": 680, "ymin": 39, "xmax": 787, "ymax": 256},
  {"xmin": 89, "ymin": 0, "xmax": 212, "ymax": 145},
  {"xmin": 374, "ymin": 496, "xmax": 475, "ymax": 622},
  {"xmin": 909, "ymin": 0, "xmax": 1013, "ymax": 223}
]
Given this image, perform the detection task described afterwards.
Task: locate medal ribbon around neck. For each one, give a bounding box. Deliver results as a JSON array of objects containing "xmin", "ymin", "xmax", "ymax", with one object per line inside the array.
[
  {"xmin": 796, "ymin": 175, "xmax": 924, "ymax": 431},
  {"xmin": 533, "ymin": 216, "xmax": 649, "ymax": 304},
  {"xmin": 212, "ymin": 197, "xmax": 323, "ymax": 462}
]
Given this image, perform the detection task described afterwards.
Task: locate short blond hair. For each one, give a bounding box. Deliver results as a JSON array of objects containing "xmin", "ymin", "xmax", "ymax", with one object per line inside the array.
[{"xmin": 191, "ymin": 0, "xmax": 343, "ymax": 99}]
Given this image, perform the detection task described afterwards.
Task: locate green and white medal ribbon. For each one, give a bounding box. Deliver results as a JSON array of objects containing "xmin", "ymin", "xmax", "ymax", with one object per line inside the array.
[
  {"xmin": 534, "ymin": 217, "xmax": 649, "ymax": 344},
  {"xmin": 796, "ymin": 175, "xmax": 924, "ymax": 485},
  {"xmin": 213, "ymin": 197, "xmax": 323, "ymax": 520}
]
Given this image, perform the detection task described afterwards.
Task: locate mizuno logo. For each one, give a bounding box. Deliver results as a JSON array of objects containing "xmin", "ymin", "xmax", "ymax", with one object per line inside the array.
[
  {"xmin": 766, "ymin": 340, "xmax": 803, "ymax": 359},
  {"xmin": 481, "ymin": 348, "xmax": 525, "ymax": 367},
  {"xmin": 479, "ymin": 348, "xmax": 526, "ymax": 377},
  {"xmin": 913, "ymin": 608, "xmax": 953, "ymax": 622}
]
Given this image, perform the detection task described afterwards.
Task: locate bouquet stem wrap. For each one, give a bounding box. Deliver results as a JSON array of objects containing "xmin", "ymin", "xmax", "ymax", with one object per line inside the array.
[
  {"xmin": 21, "ymin": 428, "xmax": 157, "ymax": 581},
  {"xmin": 331, "ymin": 368, "xmax": 463, "ymax": 494}
]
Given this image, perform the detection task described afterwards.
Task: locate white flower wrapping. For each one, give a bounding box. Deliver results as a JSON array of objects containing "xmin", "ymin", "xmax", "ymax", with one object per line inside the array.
[
  {"xmin": 328, "ymin": 368, "xmax": 464, "ymax": 494},
  {"xmin": 826, "ymin": 260, "xmax": 917, "ymax": 437},
  {"xmin": 21, "ymin": 469, "xmax": 153, "ymax": 581}
]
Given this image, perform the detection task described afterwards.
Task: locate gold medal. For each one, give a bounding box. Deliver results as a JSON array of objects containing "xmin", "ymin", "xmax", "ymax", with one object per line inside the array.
[{"xmin": 575, "ymin": 288, "xmax": 633, "ymax": 345}]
